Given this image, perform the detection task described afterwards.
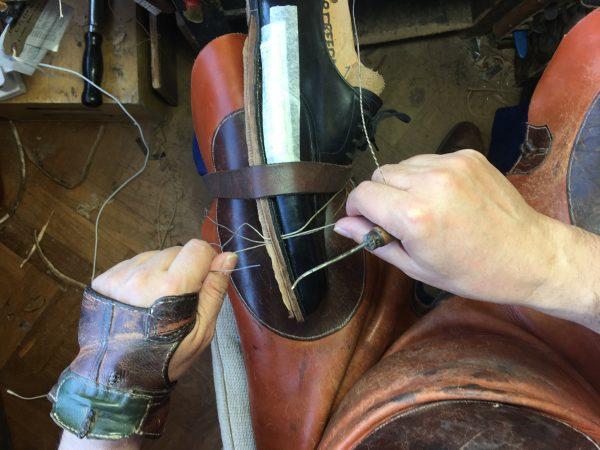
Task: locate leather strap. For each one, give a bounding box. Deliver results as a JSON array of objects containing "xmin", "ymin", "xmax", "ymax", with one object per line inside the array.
[{"xmin": 203, "ymin": 162, "xmax": 352, "ymax": 199}]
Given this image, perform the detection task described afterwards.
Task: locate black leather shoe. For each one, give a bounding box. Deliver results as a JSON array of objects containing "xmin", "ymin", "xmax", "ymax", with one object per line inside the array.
[
  {"xmin": 436, "ymin": 121, "xmax": 485, "ymax": 154},
  {"xmin": 247, "ymin": 0, "xmax": 386, "ymax": 316}
]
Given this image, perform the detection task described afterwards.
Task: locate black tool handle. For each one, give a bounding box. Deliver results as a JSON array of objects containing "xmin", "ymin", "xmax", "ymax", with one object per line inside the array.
[{"xmin": 81, "ymin": 31, "xmax": 103, "ymax": 107}]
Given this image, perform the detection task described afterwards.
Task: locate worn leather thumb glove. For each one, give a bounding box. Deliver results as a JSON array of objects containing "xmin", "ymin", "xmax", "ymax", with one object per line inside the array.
[{"xmin": 48, "ymin": 240, "xmax": 237, "ymax": 440}]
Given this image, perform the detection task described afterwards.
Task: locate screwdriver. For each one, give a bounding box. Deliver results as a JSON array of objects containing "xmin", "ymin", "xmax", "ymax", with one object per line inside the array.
[
  {"xmin": 81, "ymin": 0, "xmax": 105, "ymax": 107},
  {"xmin": 291, "ymin": 227, "xmax": 394, "ymax": 290}
]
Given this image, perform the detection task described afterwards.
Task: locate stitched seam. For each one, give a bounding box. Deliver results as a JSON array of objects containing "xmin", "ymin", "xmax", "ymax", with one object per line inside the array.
[
  {"xmin": 211, "ymin": 109, "xmax": 245, "ymax": 170},
  {"xmin": 148, "ymin": 321, "xmax": 195, "ymax": 343},
  {"xmin": 50, "ymin": 411, "xmax": 89, "ymax": 437},
  {"xmin": 91, "ymin": 302, "xmax": 113, "ymax": 382},
  {"xmin": 50, "ymin": 374, "xmax": 158, "ymax": 439},
  {"xmin": 58, "ymin": 372, "xmax": 159, "ymax": 399},
  {"xmin": 511, "ymin": 124, "xmax": 553, "ymax": 175},
  {"xmin": 88, "ymin": 291, "xmax": 196, "ymax": 340},
  {"xmin": 51, "ymin": 410, "xmax": 149, "ymax": 440},
  {"xmin": 161, "ymin": 341, "xmax": 181, "ymax": 386},
  {"xmin": 52, "ymin": 372, "xmax": 73, "ymax": 399},
  {"xmin": 230, "ymin": 203, "xmax": 367, "ymax": 341},
  {"xmin": 51, "ymin": 411, "xmax": 139, "ymax": 440},
  {"xmin": 87, "ymin": 288, "xmax": 196, "ymax": 313},
  {"xmin": 135, "ymin": 398, "xmax": 154, "ymax": 433},
  {"xmin": 150, "ymin": 293, "xmax": 197, "ymax": 310}
]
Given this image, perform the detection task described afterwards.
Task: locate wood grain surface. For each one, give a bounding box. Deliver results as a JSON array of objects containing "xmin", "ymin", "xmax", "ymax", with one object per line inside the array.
[{"xmin": 0, "ymin": 40, "xmax": 220, "ymax": 449}]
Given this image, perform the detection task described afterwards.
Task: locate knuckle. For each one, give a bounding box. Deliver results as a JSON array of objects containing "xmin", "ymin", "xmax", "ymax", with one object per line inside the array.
[
  {"xmin": 91, "ymin": 274, "xmax": 105, "ymax": 290},
  {"xmin": 190, "ymin": 239, "xmax": 212, "ymax": 251},
  {"xmin": 125, "ymin": 269, "xmax": 151, "ymax": 292},
  {"xmin": 162, "ymin": 275, "xmax": 183, "ymax": 294},
  {"xmin": 374, "ymin": 164, "xmax": 394, "ymax": 180},
  {"xmin": 448, "ymin": 155, "xmax": 471, "ymax": 172},
  {"xmin": 403, "ymin": 154, "xmax": 427, "ymax": 165},
  {"xmin": 404, "ymin": 204, "xmax": 432, "ymax": 237},
  {"xmin": 188, "ymin": 238, "xmax": 215, "ymax": 255},
  {"xmin": 456, "ymin": 149, "xmax": 484, "ymax": 166},
  {"xmin": 461, "ymin": 148, "xmax": 483, "ymax": 159},
  {"xmin": 431, "ymin": 169, "xmax": 456, "ymax": 189},
  {"xmin": 348, "ymin": 181, "xmax": 377, "ymax": 212},
  {"xmin": 355, "ymin": 180, "xmax": 373, "ymax": 195}
]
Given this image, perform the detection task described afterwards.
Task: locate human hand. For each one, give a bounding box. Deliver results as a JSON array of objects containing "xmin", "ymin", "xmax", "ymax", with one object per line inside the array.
[
  {"xmin": 91, "ymin": 239, "xmax": 237, "ymax": 381},
  {"xmin": 335, "ymin": 150, "xmax": 559, "ymax": 307}
]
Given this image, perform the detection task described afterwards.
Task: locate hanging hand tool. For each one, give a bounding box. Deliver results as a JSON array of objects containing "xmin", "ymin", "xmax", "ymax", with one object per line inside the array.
[
  {"xmin": 81, "ymin": 0, "xmax": 105, "ymax": 107},
  {"xmin": 291, "ymin": 227, "xmax": 394, "ymax": 290}
]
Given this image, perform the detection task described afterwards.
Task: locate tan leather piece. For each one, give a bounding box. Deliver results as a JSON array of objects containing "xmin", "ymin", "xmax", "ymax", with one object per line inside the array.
[
  {"xmin": 320, "ymin": 11, "xmax": 600, "ymax": 448},
  {"xmin": 202, "ymin": 162, "xmax": 352, "ymax": 199}
]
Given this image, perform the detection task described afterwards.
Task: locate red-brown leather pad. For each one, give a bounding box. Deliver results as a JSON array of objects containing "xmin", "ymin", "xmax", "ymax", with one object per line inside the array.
[
  {"xmin": 192, "ymin": 33, "xmax": 246, "ymax": 172},
  {"xmin": 320, "ymin": 301, "xmax": 600, "ymax": 448},
  {"xmin": 321, "ymin": 10, "xmax": 600, "ymax": 448},
  {"xmin": 504, "ymin": 8, "xmax": 600, "ymax": 392},
  {"xmin": 193, "ymin": 33, "xmax": 413, "ymax": 450}
]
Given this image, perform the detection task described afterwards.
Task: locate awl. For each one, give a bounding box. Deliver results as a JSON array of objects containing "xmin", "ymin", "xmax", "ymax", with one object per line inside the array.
[{"xmin": 291, "ymin": 226, "xmax": 394, "ymax": 290}]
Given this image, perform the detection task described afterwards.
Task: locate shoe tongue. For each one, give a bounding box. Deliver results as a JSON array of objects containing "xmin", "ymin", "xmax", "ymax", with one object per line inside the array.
[
  {"xmin": 356, "ymin": 87, "xmax": 383, "ymax": 117},
  {"xmin": 343, "ymin": 62, "xmax": 386, "ymax": 97}
]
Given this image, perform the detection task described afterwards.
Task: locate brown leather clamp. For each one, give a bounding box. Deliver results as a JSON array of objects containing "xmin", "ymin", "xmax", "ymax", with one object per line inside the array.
[
  {"xmin": 202, "ymin": 161, "xmax": 352, "ymax": 199},
  {"xmin": 49, "ymin": 287, "xmax": 198, "ymax": 440}
]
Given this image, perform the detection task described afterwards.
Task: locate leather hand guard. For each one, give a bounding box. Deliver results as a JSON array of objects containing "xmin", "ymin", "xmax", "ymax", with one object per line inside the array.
[{"xmin": 48, "ymin": 287, "xmax": 198, "ymax": 440}]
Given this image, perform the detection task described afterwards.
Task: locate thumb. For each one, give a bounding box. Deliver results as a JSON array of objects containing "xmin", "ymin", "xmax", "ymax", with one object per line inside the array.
[
  {"xmin": 196, "ymin": 252, "xmax": 238, "ymax": 330},
  {"xmin": 334, "ymin": 216, "xmax": 375, "ymax": 243},
  {"xmin": 167, "ymin": 252, "xmax": 237, "ymax": 381},
  {"xmin": 335, "ymin": 215, "xmax": 414, "ymax": 273}
]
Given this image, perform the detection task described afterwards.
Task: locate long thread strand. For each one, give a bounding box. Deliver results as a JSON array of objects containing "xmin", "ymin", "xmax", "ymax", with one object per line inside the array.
[
  {"xmin": 38, "ymin": 63, "xmax": 151, "ymax": 281},
  {"xmin": 350, "ymin": 0, "xmax": 387, "ymax": 184}
]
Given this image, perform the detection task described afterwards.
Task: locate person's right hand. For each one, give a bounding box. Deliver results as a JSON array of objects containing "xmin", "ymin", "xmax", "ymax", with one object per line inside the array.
[{"xmin": 334, "ymin": 150, "xmax": 563, "ymax": 308}]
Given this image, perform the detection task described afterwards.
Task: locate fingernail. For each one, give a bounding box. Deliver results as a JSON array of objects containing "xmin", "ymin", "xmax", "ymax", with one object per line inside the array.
[
  {"xmin": 334, "ymin": 226, "xmax": 351, "ymax": 238},
  {"xmin": 223, "ymin": 253, "xmax": 238, "ymax": 270}
]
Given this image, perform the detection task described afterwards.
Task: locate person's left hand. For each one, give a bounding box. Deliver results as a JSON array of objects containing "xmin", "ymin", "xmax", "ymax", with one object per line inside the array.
[{"xmin": 91, "ymin": 239, "xmax": 237, "ymax": 381}]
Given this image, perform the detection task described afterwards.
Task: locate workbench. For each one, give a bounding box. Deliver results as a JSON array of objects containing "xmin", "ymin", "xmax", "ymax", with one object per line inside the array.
[{"xmin": 0, "ymin": 0, "xmax": 165, "ymax": 121}]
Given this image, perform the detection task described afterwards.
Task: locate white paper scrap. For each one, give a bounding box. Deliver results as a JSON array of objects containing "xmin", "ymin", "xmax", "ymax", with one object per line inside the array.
[
  {"xmin": 260, "ymin": 5, "xmax": 300, "ymax": 164},
  {"xmin": 25, "ymin": 1, "xmax": 73, "ymax": 52}
]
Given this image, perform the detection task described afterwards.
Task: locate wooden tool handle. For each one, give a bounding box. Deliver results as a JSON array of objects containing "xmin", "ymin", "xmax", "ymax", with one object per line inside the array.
[
  {"xmin": 82, "ymin": 31, "xmax": 103, "ymax": 107},
  {"xmin": 363, "ymin": 226, "xmax": 394, "ymax": 251}
]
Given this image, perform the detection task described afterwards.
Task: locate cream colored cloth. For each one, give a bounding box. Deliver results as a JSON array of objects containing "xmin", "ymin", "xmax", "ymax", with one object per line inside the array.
[{"xmin": 211, "ymin": 296, "xmax": 256, "ymax": 450}]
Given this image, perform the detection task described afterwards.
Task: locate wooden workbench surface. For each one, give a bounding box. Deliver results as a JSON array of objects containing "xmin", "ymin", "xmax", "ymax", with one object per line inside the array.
[{"xmin": 0, "ymin": 0, "xmax": 165, "ymax": 121}]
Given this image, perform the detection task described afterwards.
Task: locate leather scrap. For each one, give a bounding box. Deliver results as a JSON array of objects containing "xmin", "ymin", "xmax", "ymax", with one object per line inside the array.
[{"xmin": 203, "ymin": 161, "xmax": 352, "ymax": 199}]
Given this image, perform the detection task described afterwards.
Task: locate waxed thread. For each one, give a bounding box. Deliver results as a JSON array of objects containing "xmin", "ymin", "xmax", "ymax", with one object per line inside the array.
[{"xmin": 351, "ymin": 0, "xmax": 387, "ymax": 185}]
